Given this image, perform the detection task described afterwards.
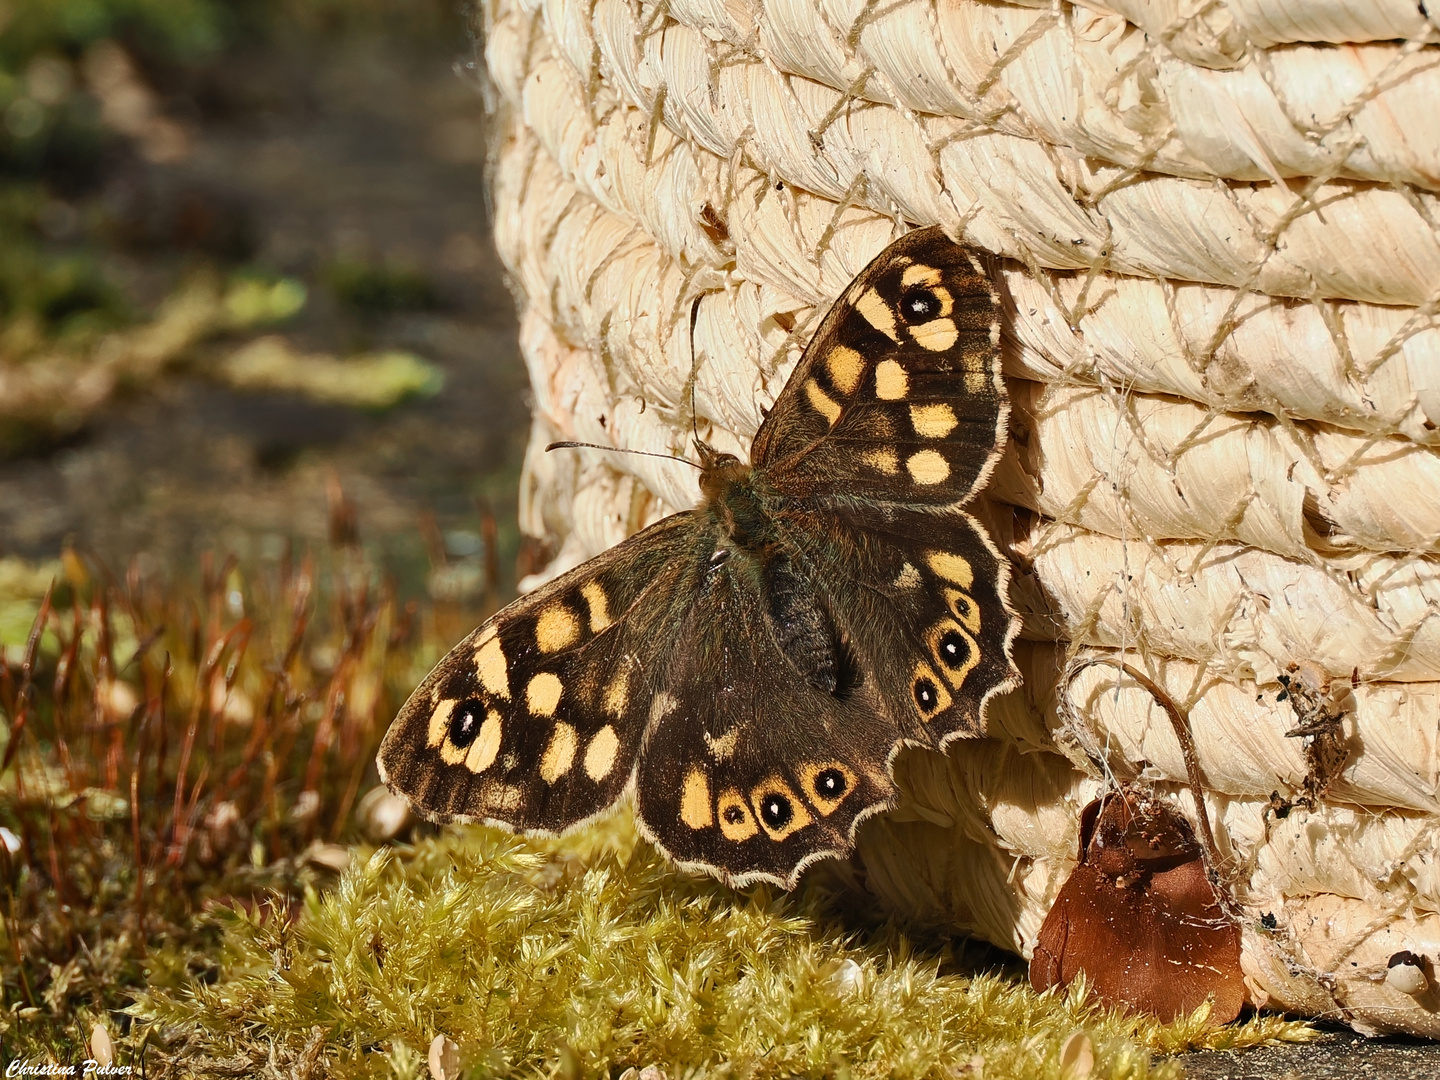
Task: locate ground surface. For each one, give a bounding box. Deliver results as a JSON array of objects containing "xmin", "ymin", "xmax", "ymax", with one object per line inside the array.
[
  {"xmin": 1177, "ymin": 1028, "xmax": 1440, "ymax": 1078},
  {"xmin": 4, "ymin": 12, "xmax": 1440, "ymax": 1078}
]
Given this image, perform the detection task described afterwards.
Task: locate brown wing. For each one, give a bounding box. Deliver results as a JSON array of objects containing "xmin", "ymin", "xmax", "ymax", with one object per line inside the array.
[
  {"xmin": 752, "ymin": 226, "xmax": 1006, "ymax": 509},
  {"xmin": 775, "ymin": 503, "xmax": 1021, "ymax": 747},
  {"xmin": 630, "ymin": 505, "xmax": 1019, "ymax": 889},
  {"xmin": 377, "ymin": 513, "xmax": 706, "ymax": 833}
]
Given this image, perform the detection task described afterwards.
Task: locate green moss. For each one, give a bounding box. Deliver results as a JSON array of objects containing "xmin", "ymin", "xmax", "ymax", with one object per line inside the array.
[{"xmin": 131, "ymin": 815, "xmax": 1315, "ymax": 1079}]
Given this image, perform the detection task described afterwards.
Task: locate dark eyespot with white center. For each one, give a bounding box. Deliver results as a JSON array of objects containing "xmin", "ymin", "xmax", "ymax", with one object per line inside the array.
[
  {"xmin": 723, "ymin": 804, "xmax": 747, "ymax": 826},
  {"xmin": 760, "ymin": 794, "xmax": 794, "ymax": 830},
  {"xmin": 914, "ymin": 677, "xmax": 939, "ymax": 712},
  {"xmin": 938, "ymin": 630, "xmax": 971, "ymax": 669},
  {"xmin": 814, "ymin": 768, "xmax": 847, "ymax": 799},
  {"xmin": 900, "ymin": 287, "xmax": 941, "ymax": 323},
  {"xmin": 448, "ymin": 700, "xmax": 484, "ymax": 748}
]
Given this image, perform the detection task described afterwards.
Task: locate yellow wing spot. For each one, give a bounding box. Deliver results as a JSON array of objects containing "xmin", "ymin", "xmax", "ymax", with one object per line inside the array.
[
  {"xmin": 853, "ymin": 288, "xmax": 899, "ymax": 341},
  {"xmin": 911, "ymin": 318, "xmax": 958, "ymax": 352},
  {"xmin": 946, "ymin": 588, "xmax": 981, "ymax": 631},
  {"xmin": 474, "ymin": 634, "xmax": 509, "ymax": 699},
  {"xmin": 439, "ymin": 736, "xmax": 468, "ymax": 766},
  {"xmin": 584, "ymin": 724, "xmax": 620, "ymax": 780},
  {"xmin": 911, "ymin": 659, "xmax": 953, "ymax": 719},
  {"xmin": 931, "ymin": 284, "xmax": 955, "ymax": 316},
  {"xmin": 927, "ymin": 551, "xmax": 973, "ymax": 588},
  {"xmin": 874, "ymin": 359, "xmax": 908, "ymax": 400},
  {"xmin": 526, "ymin": 672, "xmax": 563, "ymax": 717},
  {"xmin": 861, "ymin": 448, "xmax": 899, "ymax": 475},
  {"xmin": 910, "ymin": 402, "xmax": 958, "ymax": 438},
  {"xmin": 906, "ymin": 449, "xmax": 950, "ymax": 485},
  {"xmin": 894, "ymin": 562, "xmax": 921, "ymax": 589},
  {"xmin": 901, "ymin": 263, "xmax": 942, "ymax": 287},
  {"xmin": 826, "ymin": 345, "xmax": 865, "ymax": 394},
  {"xmin": 465, "ymin": 711, "xmax": 503, "ymax": 773},
  {"xmin": 750, "ymin": 776, "xmax": 813, "ymax": 841},
  {"xmin": 581, "ymin": 581, "xmax": 611, "ymax": 633},
  {"xmin": 962, "ymin": 342, "xmax": 991, "ymax": 393},
  {"xmin": 535, "ymin": 604, "xmax": 580, "ymax": 653},
  {"xmin": 716, "ymin": 789, "xmax": 759, "ymax": 841},
  {"xmin": 681, "ymin": 767, "xmax": 713, "ymax": 829},
  {"xmin": 539, "ymin": 721, "xmax": 578, "ymax": 783},
  {"xmin": 482, "ymin": 781, "xmax": 523, "ymax": 813},
  {"xmin": 603, "ymin": 667, "xmax": 629, "ymax": 718},
  {"xmin": 805, "ymin": 379, "xmax": 842, "ymax": 426},
  {"xmin": 427, "ymin": 698, "xmax": 455, "ymax": 748},
  {"xmin": 798, "ymin": 761, "xmax": 858, "ymax": 816}
]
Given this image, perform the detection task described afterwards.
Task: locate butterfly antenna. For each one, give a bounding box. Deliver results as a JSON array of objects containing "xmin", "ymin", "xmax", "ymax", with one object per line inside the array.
[
  {"xmin": 687, "ymin": 294, "xmax": 706, "ymax": 451},
  {"xmin": 545, "ymin": 441, "xmax": 702, "ymax": 469}
]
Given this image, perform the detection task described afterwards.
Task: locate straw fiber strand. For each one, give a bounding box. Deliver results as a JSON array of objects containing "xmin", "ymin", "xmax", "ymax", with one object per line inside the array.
[{"xmin": 486, "ymin": 0, "xmax": 1440, "ymax": 1034}]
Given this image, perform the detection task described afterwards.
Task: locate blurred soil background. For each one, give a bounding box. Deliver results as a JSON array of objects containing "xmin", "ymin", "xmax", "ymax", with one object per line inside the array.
[{"xmin": 0, "ymin": 0, "xmax": 527, "ymax": 597}]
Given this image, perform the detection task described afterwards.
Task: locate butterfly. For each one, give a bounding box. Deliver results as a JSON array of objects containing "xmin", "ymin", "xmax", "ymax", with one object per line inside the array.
[{"xmin": 378, "ymin": 226, "xmax": 1021, "ymax": 887}]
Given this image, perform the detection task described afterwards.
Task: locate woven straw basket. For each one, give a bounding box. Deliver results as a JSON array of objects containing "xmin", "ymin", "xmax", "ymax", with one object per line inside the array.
[{"xmin": 481, "ymin": 0, "xmax": 1440, "ymax": 1035}]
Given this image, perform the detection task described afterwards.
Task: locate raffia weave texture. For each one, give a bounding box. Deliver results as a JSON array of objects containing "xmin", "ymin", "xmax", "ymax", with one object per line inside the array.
[{"xmin": 484, "ymin": 0, "xmax": 1440, "ymax": 1034}]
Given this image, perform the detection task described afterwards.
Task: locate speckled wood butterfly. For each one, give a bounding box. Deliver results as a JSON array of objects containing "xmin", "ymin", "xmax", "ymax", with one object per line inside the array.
[{"xmin": 378, "ymin": 227, "xmax": 1020, "ymax": 887}]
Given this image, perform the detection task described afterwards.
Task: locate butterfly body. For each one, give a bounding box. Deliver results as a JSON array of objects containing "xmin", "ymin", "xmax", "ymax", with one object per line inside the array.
[{"xmin": 379, "ymin": 227, "xmax": 1021, "ymax": 887}]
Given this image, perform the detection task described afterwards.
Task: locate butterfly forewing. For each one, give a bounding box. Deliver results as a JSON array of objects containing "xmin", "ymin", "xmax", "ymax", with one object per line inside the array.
[
  {"xmin": 753, "ymin": 228, "xmax": 1005, "ymax": 508},
  {"xmin": 379, "ymin": 514, "xmax": 705, "ymax": 831}
]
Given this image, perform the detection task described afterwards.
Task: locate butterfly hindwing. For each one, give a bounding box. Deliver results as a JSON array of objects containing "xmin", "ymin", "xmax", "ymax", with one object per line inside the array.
[
  {"xmin": 378, "ymin": 513, "xmax": 705, "ymax": 832},
  {"xmin": 630, "ymin": 551, "xmax": 904, "ymax": 885},
  {"xmin": 753, "ymin": 226, "xmax": 1005, "ymax": 507},
  {"xmin": 777, "ymin": 505, "xmax": 1020, "ymax": 746}
]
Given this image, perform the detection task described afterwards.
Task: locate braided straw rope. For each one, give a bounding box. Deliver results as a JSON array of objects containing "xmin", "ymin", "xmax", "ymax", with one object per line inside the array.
[{"xmin": 484, "ymin": 0, "xmax": 1440, "ymax": 1033}]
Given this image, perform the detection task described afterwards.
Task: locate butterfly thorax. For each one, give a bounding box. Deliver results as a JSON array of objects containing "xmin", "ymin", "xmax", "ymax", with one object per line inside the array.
[
  {"xmin": 697, "ymin": 446, "xmax": 776, "ymax": 552},
  {"xmin": 694, "ymin": 442, "xmax": 843, "ymax": 693}
]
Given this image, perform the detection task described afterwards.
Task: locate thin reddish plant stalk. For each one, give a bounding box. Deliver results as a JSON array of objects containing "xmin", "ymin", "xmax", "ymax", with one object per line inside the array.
[
  {"xmin": 171, "ymin": 760, "xmax": 211, "ymax": 867},
  {"xmin": 0, "ymin": 579, "xmax": 52, "ymax": 774},
  {"xmin": 145, "ymin": 656, "xmax": 172, "ymax": 875},
  {"xmin": 49, "ymin": 600, "xmax": 84, "ymax": 793},
  {"xmin": 43, "ymin": 802, "xmax": 75, "ymax": 928},
  {"xmin": 299, "ymin": 658, "xmax": 350, "ymax": 806},
  {"xmin": 3, "ymin": 883, "xmax": 35, "ymax": 1007},
  {"xmin": 167, "ymin": 622, "xmax": 246, "ymax": 866},
  {"xmin": 218, "ymin": 574, "xmax": 309, "ymax": 803},
  {"xmin": 130, "ymin": 749, "xmax": 145, "ymax": 950},
  {"xmin": 207, "ymin": 623, "xmax": 253, "ymax": 763},
  {"xmin": 94, "ymin": 586, "xmax": 122, "ymax": 791}
]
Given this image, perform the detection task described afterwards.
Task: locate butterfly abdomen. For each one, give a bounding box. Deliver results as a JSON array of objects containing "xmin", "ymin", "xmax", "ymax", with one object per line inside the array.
[{"xmin": 763, "ymin": 555, "xmax": 839, "ymax": 693}]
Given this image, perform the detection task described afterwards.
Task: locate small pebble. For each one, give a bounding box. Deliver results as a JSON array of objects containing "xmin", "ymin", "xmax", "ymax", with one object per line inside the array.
[
  {"xmin": 1386, "ymin": 951, "xmax": 1429, "ymax": 996},
  {"xmin": 90, "ymin": 1023, "xmax": 114, "ymax": 1067},
  {"xmin": 428, "ymin": 1035, "xmax": 460, "ymax": 1080}
]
